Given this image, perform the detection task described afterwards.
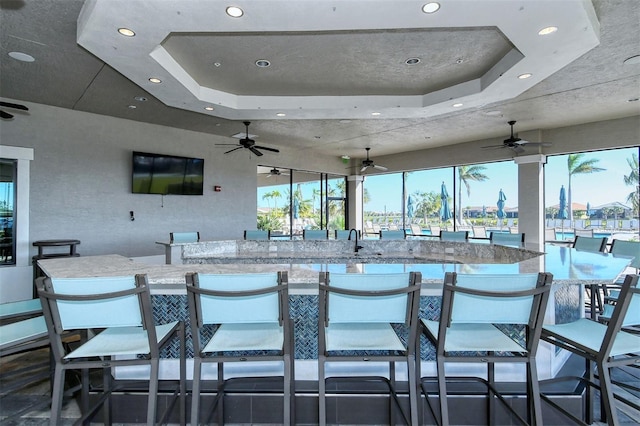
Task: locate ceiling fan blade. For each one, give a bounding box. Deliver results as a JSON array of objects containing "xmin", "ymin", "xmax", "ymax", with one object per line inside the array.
[
  {"xmin": 0, "ymin": 101, "xmax": 28, "ymax": 111},
  {"xmin": 373, "ymin": 164, "xmax": 388, "ymax": 171},
  {"xmin": 512, "ymin": 146, "xmax": 526, "ymax": 154},
  {"xmin": 360, "ymin": 165, "xmax": 368, "ymax": 172},
  {"xmin": 224, "ymin": 146, "xmax": 243, "ymax": 154},
  {"xmin": 249, "ymin": 147, "xmax": 264, "ymax": 156},
  {"xmin": 481, "ymin": 144, "xmax": 507, "ymax": 149},
  {"xmin": 0, "ymin": 110, "xmax": 14, "ymax": 119},
  {"xmin": 519, "ymin": 141, "xmax": 553, "ymax": 147},
  {"xmin": 216, "ymin": 143, "xmax": 241, "ymax": 146},
  {"xmin": 254, "ymin": 145, "xmax": 279, "ymax": 153}
]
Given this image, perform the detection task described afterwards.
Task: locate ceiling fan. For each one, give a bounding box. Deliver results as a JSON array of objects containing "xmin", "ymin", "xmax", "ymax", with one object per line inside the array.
[
  {"xmin": 482, "ymin": 121, "xmax": 551, "ymax": 154},
  {"xmin": 0, "ymin": 101, "xmax": 29, "ymax": 119},
  {"xmin": 361, "ymin": 147, "xmax": 388, "ymax": 172},
  {"xmin": 217, "ymin": 121, "xmax": 280, "ymax": 157},
  {"xmin": 266, "ymin": 168, "xmax": 289, "ymax": 178}
]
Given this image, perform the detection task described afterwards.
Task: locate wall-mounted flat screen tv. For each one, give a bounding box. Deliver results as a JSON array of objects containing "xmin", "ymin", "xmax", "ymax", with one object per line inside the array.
[{"xmin": 132, "ymin": 151, "xmax": 204, "ymax": 195}]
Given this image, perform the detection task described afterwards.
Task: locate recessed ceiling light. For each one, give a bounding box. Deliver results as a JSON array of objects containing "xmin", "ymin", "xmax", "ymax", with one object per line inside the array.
[
  {"xmin": 118, "ymin": 28, "xmax": 135, "ymax": 37},
  {"xmin": 134, "ymin": 96, "xmax": 147, "ymax": 102},
  {"xmin": 422, "ymin": 2, "xmax": 440, "ymax": 13},
  {"xmin": 276, "ymin": 112, "xmax": 286, "ymax": 117},
  {"xmin": 226, "ymin": 6, "xmax": 243, "ymax": 17},
  {"xmin": 213, "ymin": 62, "xmax": 221, "ymax": 67},
  {"xmin": 484, "ymin": 110, "xmax": 502, "ymax": 116},
  {"xmin": 518, "ymin": 73, "xmax": 533, "ymax": 79},
  {"xmin": 623, "ymin": 55, "xmax": 640, "ymax": 65},
  {"xmin": 204, "ymin": 106, "xmax": 215, "ymax": 111},
  {"xmin": 538, "ymin": 26, "xmax": 558, "ymax": 36},
  {"xmin": 8, "ymin": 51, "xmax": 35, "ymax": 62},
  {"xmin": 148, "ymin": 77, "xmax": 162, "ymax": 84},
  {"xmin": 452, "ymin": 103, "xmax": 463, "ymax": 108},
  {"xmin": 371, "ymin": 112, "xmax": 381, "ymax": 116},
  {"xmin": 255, "ymin": 59, "xmax": 270, "ymax": 68},
  {"xmin": 128, "ymin": 105, "xmax": 137, "ymax": 109},
  {"xmin": 405, "ymin": 58, "xmax": 420, "ymax": 65}
]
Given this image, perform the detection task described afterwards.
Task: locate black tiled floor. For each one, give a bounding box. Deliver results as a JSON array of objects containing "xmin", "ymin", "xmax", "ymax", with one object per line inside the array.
[{"xmin": 1, "ymin": 348, "xmax": 639, "ymax": 425}]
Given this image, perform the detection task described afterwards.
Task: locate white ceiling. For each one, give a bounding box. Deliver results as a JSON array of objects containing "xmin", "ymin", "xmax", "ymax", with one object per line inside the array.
[{"xmin": 1, "ymin": 0, "xmax": 639, "ymax": 161}]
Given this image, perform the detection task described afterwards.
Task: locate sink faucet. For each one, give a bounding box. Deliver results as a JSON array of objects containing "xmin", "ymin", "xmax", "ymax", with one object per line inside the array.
[{"xmin": 348, "ymin": 229, "xmax": 364, "ymax": 253}]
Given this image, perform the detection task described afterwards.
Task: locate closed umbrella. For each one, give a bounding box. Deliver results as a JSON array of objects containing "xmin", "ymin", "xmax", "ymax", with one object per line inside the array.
[
  {"xmin": 558, "ymin": 185, "xmax": 568, "ymax": 238},
  {"xmin": 586, "ymin": 201, "xmax": 591, "ymax": 217},
  {"xmin": 496, "ymin": 189, "xmax": 506, "ymax": 220},
  {"xmin": 293, "ymin": 197, "xmax": 300, "ymax": 219},
  {"xmin": 440, "ymin": 182, "xmax": 452, "ymax": 223},
  {"xmin": 406, "ymin": 195, "xmax": 414, "ymax": 220}
]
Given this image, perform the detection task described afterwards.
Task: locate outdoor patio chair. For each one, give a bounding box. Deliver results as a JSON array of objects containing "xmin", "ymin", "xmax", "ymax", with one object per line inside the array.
[
  {"xmin": 0, "ymin": 299, "xmax": 52, "ymax": 424},
  {"xmin": 318, "ymin": 272, "xmax": 422, "ymax": 426},
  {"xmin": 509, "ymin": 226, "xmax": 519, "ymax": 234},
  {"xmin": 419, "ymin": 272, "xmax": 553, "ymax": 426},
  {"xmin": 244, "ymin": 229, "xmax": 270, "ymax": 240},
  {"xmin": 429, "ymin": 225, "xmax": 441, "ymax": 237},
  {"xmin": 335, "ymin": 229, "xmax": 360, "ymax": 239},
  {"xmin": 573, "ymin": 235, "xmax": 607, "ymax": 252},
  {"xmin": 472, "ymin": 226, "xmax": 488, "ymax": 238},
  {"xmin": 380, "ymin": 229, "xmax": 406, "ymax": 239},
  {"xmin": 36, "ymin": 275, "xmax": 186, "ymax": 426},
  {"xmin": 599, "ymin": 240, "xmax": 640, "ymax": 321},
  {"xmin": 186, "ymin": 272, "xmax": 294, "ymax": 425},
  {"xmin": 439, "ymin": 230, "xmax": 469, "ymax": 241},
  {"xmin": 544, "ymin": 228, "xmax": 557, "ymax": 242},
  {"xmin": 410, "ymin": 224, "xmax": 425, "ymax": 237},
  {"xmin": 303, "ymin": 229, "xmax": 329, "ymax": 239},
  {"xmin": 490, "ymin": 232, "xmax": 525, "ymax": 248},
  {"xmin": 574, "ymin": 228, "xmax": 594, "ymax": 238},
  {"xmin": 540, "ymin": 274, "xmax": 640, "ymax": 425},
  {"xmin": 170, "ymin": 231, "xmax": 200, "ymax": 243}
]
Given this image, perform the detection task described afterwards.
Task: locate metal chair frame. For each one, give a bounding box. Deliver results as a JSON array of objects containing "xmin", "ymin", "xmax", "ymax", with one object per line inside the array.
[
  {"xmin": 186, "ymin": 271, "xmax": 294, "ymax": 425},
  {"xmin": 36, "ymin": 274, "xmax": 186, "ymax": 426},
  {"xmin": 379, "ymin": 229, "xmax": 407, "ymax": 239},
  {"xmin": 540, "ymin": 274, "xmax": 640, "ymax": 426},
  {"xmin": 419, "ymin": 272, "xmax": 553, "ymax": 426},
  {"xmin": 318, "ymin": 271, "xmax": 422, "ymax": 426}
]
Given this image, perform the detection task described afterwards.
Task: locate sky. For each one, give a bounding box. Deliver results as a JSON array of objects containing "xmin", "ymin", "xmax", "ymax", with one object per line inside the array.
[{"xmin": 258, "ymin": 147, "xmax": 638, "ymax": 213}]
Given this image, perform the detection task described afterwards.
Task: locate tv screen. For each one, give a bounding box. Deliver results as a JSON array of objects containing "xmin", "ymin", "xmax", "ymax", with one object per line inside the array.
[{"xmin": 132, "ymin": 151, "xmax": 204, "ymax": 195}]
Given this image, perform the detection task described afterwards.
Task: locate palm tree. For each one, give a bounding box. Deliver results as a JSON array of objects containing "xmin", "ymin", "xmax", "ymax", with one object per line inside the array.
[
  {"xmin": 567, "ymin": 153, "xmax": 605, "ymax": 220},
  {"xmin": 623, "ymin": 153, "xmax": 639, "ymax": 216},
  {"xmin": 457, "ymin": 165, "xmax": 488, "ymax": 224}
]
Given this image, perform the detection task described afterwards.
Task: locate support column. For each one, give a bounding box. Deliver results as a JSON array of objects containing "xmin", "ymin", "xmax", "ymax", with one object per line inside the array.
[
  {"xmin": 514, "ymin": 154, "xmax": 546, "ymax": 251},
  {"xmin": 347, "ymin": 175, "xmax": 364, "ymax": 232}
]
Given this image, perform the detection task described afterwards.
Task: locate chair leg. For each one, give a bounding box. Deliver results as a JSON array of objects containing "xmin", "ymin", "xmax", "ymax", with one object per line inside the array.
[
  {"xmin": 180, "ymin": 324, "xmax": 186, "ymax": 426},
  {"xmin": 218, "ymin": 362, "xmax": 225, "ymax": 425},
  {"xmin": 283, "ymin": 354, "xmax": 291, "ymax": 425},
  {"xmin": 191, "ymin": 357, "xmax": 202, "ymax": 425},
  {"xmin": 598, "ymin": 362, "xmax": 620, "ymax": 426},
  {"xmin": 407, "ymin": 355, "xmax": 419, "ymax": 426},
  {"xmin": 527, "ymin": 359, "xmax": 543, "ymax": 425},
  {"xmin": 147, "ymin": 358, "xmax": 160, "ymax": 426},
  {"xmin": 318, "ymin": 355, "xmax": 327, "ymax": 426},
  {"xmin": 103, "ymin": 364, "xmax": 112, "ymax": 425},
  {"xmin": 586, "ymin": 359, "xmax": 595, "ymax": 424},
  {"xmin": 389, "ymin": 361, "xmax": 396, "ymax": 423},
  {"xmin": 436, "ymin": 357, "xmax": 449, "ymax": 425},
  {"xmin": 50, "ymin": 364, "xmax": 65, "ymax": 425},
  {"xmin": 487, "ymin": 360, "xmax": 495, "ymax": 425}
]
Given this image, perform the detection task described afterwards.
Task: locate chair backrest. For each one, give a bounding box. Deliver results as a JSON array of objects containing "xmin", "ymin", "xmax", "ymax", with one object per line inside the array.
[
  {"xmin": 170, "ymin": 231, "xmax": 200, "ymax": 243},
  {"xmin": 601, "ymin": 275, "xmax": 640, "ymax": 353},
  {"xmin": 440, "ymin": 231, "xmax": 468, "ymax": 242},
  {"xmin": 574, "ymin": 228, "xmax": 594, "ymax": 238},
  {"xmin": 244, "ymin": 229, "xmax": 270, "ymax": 240},
  {"xmin": 429, "ymin": 226, "xmax": 441, "ymax": 237},
  {"xmin": 410, "ymin": 224, "xmax": 423, "ymax": 236},
  {"xmin": 472, "ymin": 226, "xmax": 487, "ymax": 238},
  {"xmin": 186, "ymin": 272, "xmax": 285, "ymax": 325},
  {"xmin": 544, "ymin": 228, "xmax": 557, "ymax": 241},
  {"xmin": 379, "ymin": 229, "xmax": 406, "ymax": 240},
  {"xmin": 573, "ymin": 236, "xmax": 607, "ymax": 252},
  {"xmin": 509, "ymin": 226, "xmax": 519, "ymax": 234},
  {"xmin": 610, "ymin": 239, "xmax": 640, "ymax": 269},
  {"xmin": 303, "ymin": 229, "xmax": 329, "ymax": 240},
  {"xmin": 443, "ymin": 272, "xmax": 552, "ymax": 326},
  {"xmin": 319, "ymin": 272, "xmax": 420, "ymax": 324},
  {"xmin": 335, "ymin": 229, "xmax": 360, "ymax": 240},
  {"xmin": 490, "ymin": 232, "xmax": 525, "ymax": 247},
  {"xmin": 37, "ymin": 276, "xmax": 148, "ymax": 331}
]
